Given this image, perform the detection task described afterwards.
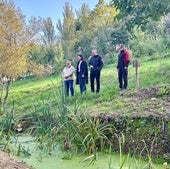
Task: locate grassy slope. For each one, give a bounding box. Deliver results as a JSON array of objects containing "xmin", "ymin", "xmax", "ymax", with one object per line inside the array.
[{"xmin": 8, "ymin": 56, "xmax": 170, "ymax": 117}]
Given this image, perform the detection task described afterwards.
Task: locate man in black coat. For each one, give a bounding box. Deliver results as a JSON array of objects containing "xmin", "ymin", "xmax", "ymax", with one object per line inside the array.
[
  {"xmin": 117, "ymin": 44, "xmax": 130, "ymax": 90},
  {"xmin": 76, "ymin": 54, "xmax": 88, "ymax": 94},
  {"xmin": 89, "ymin": 49, "xmax": 103, "ymax": 93}
]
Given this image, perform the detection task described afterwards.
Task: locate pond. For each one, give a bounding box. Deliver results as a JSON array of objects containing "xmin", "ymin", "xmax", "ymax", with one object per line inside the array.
[{"xmin": 11, "ymin": 136, "xmax": 169, "ymax": 169}]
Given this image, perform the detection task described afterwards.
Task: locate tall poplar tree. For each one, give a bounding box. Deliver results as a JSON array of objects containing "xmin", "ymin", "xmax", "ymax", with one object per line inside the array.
[
  {"xmin": 56, "ymin": 3, "xmax": 76, "ymax": 59},
  {"xmin": 42, "ymin": 17, "xmax": 57, "ymax": 47}
]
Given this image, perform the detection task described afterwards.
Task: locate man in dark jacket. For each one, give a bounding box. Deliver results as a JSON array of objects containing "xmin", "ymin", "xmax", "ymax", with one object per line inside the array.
[
  {"xmin": 76, "ymin": 54, "xmax": 88, "ymax": 94},
  {"xmin": 89, "ymin": 49, "xmax": 103, "ymax": 93},
  {"xmin": 117, "ymin": 44, "xmax": 130, "ymax": 90}
]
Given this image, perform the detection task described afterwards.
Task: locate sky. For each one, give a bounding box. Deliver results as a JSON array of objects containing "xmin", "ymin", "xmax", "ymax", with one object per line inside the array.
[{"xmin": 13, "ymin": 0, "xmax": 111, "ymax": 25}]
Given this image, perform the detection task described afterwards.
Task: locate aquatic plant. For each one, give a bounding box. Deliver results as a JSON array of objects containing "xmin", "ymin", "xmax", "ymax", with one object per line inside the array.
[{"xmin": 64, "ymin": 112, "xmax": 114, "ymax": 155}]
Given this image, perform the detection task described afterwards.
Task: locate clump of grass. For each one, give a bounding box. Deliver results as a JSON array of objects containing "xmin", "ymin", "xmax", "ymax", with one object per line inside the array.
[
  {"xmin": 64, "ymin": 112, "xmax": 114, "ymax": 155},
  {"xmin": 0, "ymin": 106, "xmax": 15, "ymax": 142}
]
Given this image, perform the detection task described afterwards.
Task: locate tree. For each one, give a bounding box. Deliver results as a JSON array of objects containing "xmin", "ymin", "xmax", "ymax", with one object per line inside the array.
[
  {"xmin": 0, "ymin": 1, "xmax": 43, "ymax": 112},
  {"xmin": 75, "ymin": 3, "xmax": 91, "ymax": 32},
  {"xmin": 163, "ymin": 14, "xmax": 170, "ymax": 49},
  {"xmin": 112, "ymin": 0, "xmax": 170, "ymax": 31},
  {"xmin": 73, "ymin": 32, "xmax": 93, "ymax": 59},
  {"xmin": 74, "ymin": 1, "xmax": 118, "ymax": 58},
  {"xmin": 91, "ymin": 0, "xmax": 118, "ymax": 28},
  {"xmin": 42, "ymin": 17, "xmax": 57, "ymax": 47},
  {"xmin": 56, "ymin": 3, "xmax": 76, "ymax": 59},
  {"xmin": 111, "ymin": 30, "xmax": 130, "ymax": 46},
  {"xmin": 41, "ymin": 17, "xmax": 57, "ymax": 72}
]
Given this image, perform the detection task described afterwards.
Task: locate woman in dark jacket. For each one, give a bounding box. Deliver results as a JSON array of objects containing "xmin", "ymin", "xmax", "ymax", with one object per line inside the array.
[{"xmin": 76, "ymin": 54, "xmax": 88, "ymax": 94}]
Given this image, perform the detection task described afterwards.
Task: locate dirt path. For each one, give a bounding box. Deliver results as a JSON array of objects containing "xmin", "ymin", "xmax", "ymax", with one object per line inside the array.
[{"xmin": 0, "ymin": 151, "xmax": 32, "ymax": 169}]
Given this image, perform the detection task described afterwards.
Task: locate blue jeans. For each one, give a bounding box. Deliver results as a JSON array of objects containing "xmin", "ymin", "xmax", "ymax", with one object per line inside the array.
[
  {"xmin": 64, "ymin": 80, "xmax": 74, "ymax": 96},
  {"xmin": 78, "ymin": 73, "xmax": 86, "ymax": 94}
]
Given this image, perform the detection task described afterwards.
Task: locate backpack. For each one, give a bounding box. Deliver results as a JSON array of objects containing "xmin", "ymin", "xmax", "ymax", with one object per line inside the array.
[{"xmin": 123, "ymin": 50, "xmax": 131, "ymax": 64}]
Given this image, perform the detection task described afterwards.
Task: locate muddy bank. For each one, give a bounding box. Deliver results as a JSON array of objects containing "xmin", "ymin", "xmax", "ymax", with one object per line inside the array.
[
  {"xmin": 96, "ymin": 84, "xmax": 170, "ymax": 158},
  {"xmin": 0, "ymin": 151, "xmax": 32, "ymax": 169}
]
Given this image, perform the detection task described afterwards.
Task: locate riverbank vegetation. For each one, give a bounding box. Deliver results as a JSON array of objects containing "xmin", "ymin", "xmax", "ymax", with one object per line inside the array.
[{"xmin": 0, "ymin": 0, "xmax": 170, "ymax": 168}]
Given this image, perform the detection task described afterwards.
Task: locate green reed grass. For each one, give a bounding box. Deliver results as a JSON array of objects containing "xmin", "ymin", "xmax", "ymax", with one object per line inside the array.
[{"xmin": 65, "ymin": 112, "xmax": 113, "ymax": 155}]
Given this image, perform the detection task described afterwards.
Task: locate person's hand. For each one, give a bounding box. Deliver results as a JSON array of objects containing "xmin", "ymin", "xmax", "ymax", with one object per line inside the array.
[
  {"xmin": 90, "ymin": 65, "xmax": 94, "ymax": 69},
  {"xmin": 124, "ymin": 66, "xmax": 127, "ymax": 69},
  {"xmin": 82, "ymin": 74, "xmax": 85, "ymax": 78}
]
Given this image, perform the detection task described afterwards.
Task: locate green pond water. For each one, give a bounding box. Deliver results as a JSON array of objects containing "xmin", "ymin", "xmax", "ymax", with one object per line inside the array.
[{"xmin": 11, "ymin": 136, "xmax": 169, "ymax": 169}]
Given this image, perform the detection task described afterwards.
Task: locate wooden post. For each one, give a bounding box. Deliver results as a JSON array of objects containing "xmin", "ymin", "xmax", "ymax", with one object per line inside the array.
[
  {"xmin": 133, "ymin": 59, "xmax": 140, "ymax": 89},
  {"xmin": 135, "ymin": 65, "xmax": 139, "ymax": 89}
]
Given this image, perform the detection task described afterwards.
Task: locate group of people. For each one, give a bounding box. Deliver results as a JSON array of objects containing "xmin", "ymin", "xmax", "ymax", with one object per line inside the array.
[{"xmin": 62, "ymin": 44, "xmax": 130, "ymax": 96}]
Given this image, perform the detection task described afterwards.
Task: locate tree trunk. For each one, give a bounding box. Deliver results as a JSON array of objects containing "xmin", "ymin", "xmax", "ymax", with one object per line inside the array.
[{"xmin": 0, "ymin": 79, "xmax": 11, "ymax": 113}]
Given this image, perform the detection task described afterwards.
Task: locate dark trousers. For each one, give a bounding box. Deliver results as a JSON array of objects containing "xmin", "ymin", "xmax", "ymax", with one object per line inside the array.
[
  {"xmin": 90, "ymin": 71, "xmax": 101, "ymax": 93},
  {"xmin": 118, "ymin": 68, "xmax": 128, "ymax": 89},
  {"xmin": 78, "ymin": 73, "xmax": 86, "ymax": 94},
  {"xmin": 64, "ymin": 80, "xmax": 74, "ymax": 96}
]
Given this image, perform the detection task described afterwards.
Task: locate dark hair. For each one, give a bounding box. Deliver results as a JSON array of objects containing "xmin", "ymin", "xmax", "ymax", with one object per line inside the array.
[
  {"xmin": 119, "ymin": 44, "xmax": 125, "ymax": 49},
  {"xmin": 78, "ymin": 54, "xmax": 83, "ymax": 60}
]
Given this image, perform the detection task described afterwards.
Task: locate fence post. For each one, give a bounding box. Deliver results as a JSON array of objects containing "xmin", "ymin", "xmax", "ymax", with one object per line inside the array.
[{"xmin": 133, "ymin": 59, "xmax": 140, "ymax": 89}]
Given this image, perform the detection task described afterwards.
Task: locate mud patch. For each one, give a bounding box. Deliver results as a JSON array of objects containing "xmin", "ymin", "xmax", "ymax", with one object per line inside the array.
[{"xmin": 0, "ymin": 151, "xmax": 32, "ymax": 169}]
